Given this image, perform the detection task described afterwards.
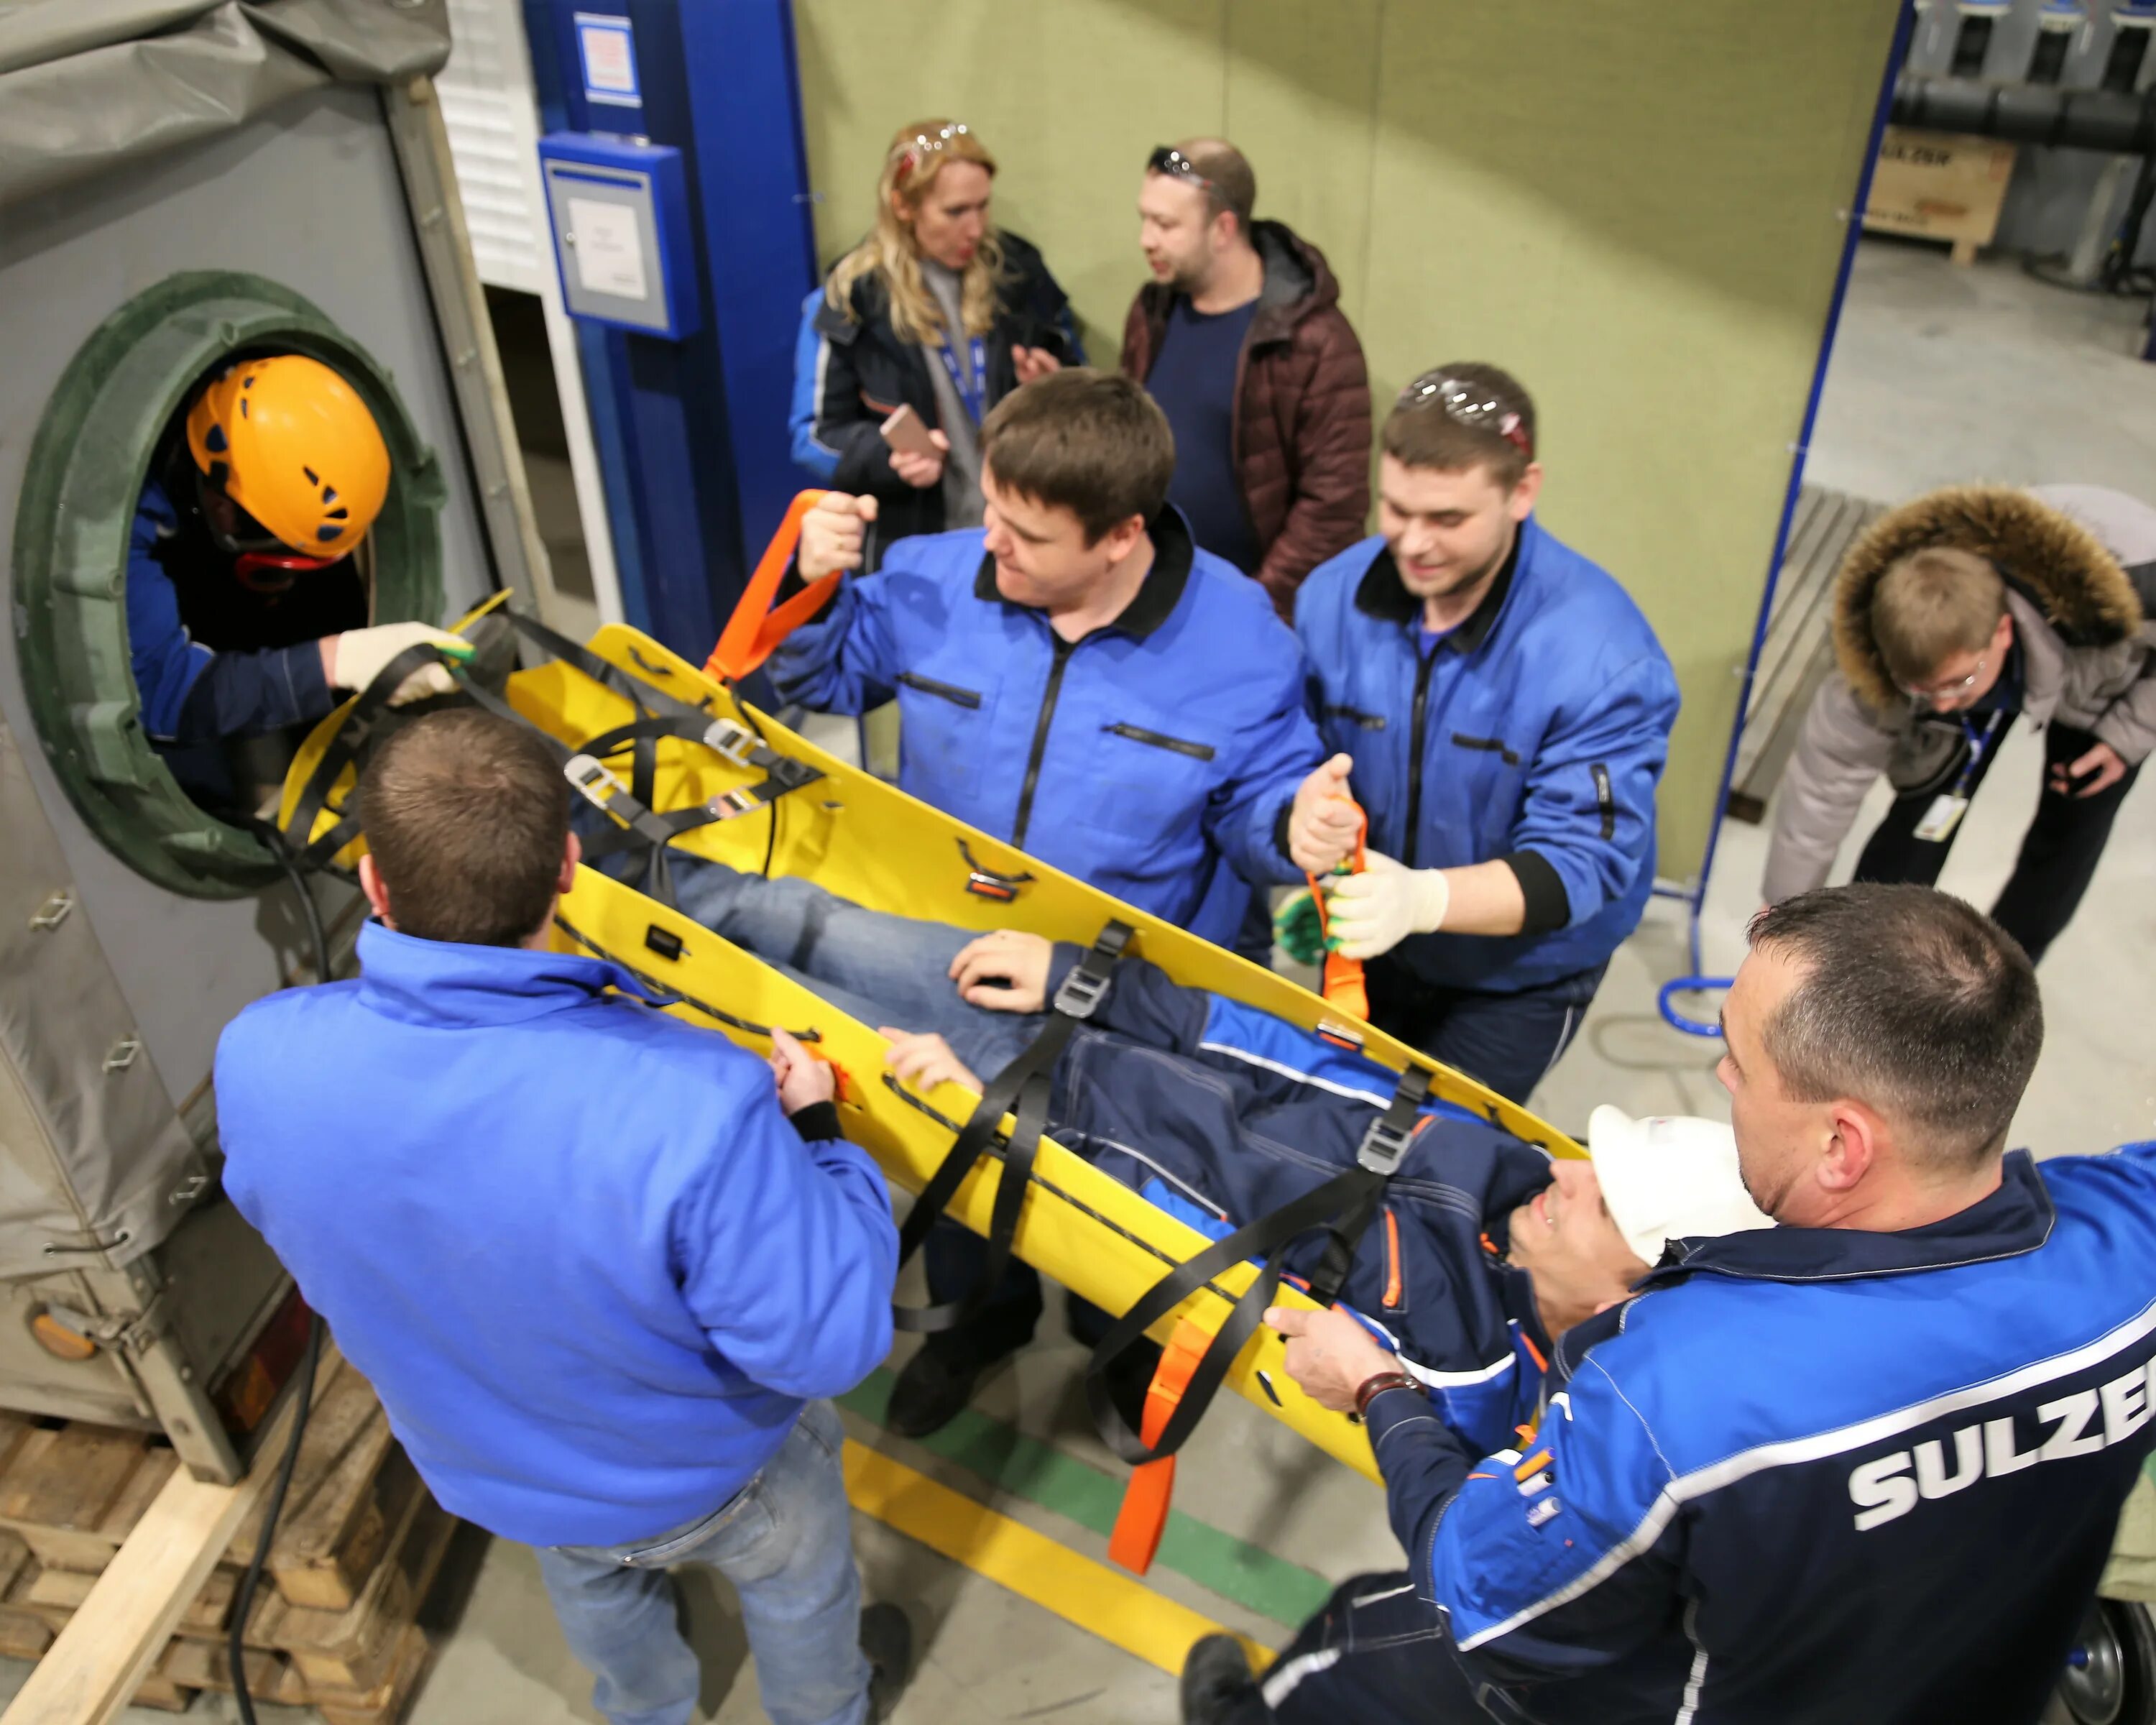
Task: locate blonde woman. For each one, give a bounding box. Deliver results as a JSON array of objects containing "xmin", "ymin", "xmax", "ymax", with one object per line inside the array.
[{"xmin": 792, "ymin": 119, "xmax": 1082, "ymax": 566}]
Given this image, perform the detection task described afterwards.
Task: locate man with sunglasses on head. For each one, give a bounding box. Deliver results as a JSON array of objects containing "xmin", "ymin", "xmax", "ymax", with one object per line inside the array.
[
  {"xmin": 1124, "ymin": 139, "xmax": 1370, "ymax": 620},
  {"xmin": 1286, "ymin": 364, "xmax": 1679, "ymax": 1105},
  {"xmin": 129, "ymin": 354, "xmax": 464, "ymax": 804},
  {"xmin": 1762, "ymin": 483, "xmax": 2156, "ymax": 964}
]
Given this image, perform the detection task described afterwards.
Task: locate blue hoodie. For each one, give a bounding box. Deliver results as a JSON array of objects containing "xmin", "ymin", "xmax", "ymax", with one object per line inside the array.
[{"xmin": 215, "ymin": 923, "xmax": 897, "ymax": 1547}]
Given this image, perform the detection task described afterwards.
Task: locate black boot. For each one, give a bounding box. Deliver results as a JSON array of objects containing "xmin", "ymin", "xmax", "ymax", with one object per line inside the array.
[
  {"xmin": 888, "ymin": 1340, "xmax": 1001, "ymax": 1439},
  {"xmin": 861, "ymin": 1601, "xmax": 913, "ymax": 1723},
  {"xmin": 1181, "ymin": 1633, "xmax": 1261, "ymax": 1724}
]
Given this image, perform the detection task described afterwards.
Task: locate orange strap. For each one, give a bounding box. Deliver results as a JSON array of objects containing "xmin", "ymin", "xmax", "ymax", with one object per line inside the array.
[
  {"xmin": 705, "ymin": 490, "xmax": 834, "ymax": 682},
  {"xmin": 1308, "ymin": 804, "xmax": 1370, "ymax": 1021},
  {"xmin": 1106, "ymin": 1317, "xmax": 1214, "ymax": 1576}
]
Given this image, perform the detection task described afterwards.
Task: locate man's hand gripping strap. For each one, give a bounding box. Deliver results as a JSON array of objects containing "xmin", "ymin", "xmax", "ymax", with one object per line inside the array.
[{"xmin": 706, "ymin": 491, "xmax": 837, "ymax": 682}]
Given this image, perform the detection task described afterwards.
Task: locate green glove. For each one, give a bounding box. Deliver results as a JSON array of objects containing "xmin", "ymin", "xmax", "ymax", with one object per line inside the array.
[{"xmin": 1272, "ymin": 887, "xmax": 1338, "ymax": 968}]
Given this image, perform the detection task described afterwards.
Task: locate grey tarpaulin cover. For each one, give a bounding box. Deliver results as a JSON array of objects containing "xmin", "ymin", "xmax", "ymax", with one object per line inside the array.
[
  {"xmin": 0, "ymin": 0, "xmax": 448, "ymax": 1274},
  {"xmin": 0, "ymin": 0, "xmax": 451, "ymax": 209}
]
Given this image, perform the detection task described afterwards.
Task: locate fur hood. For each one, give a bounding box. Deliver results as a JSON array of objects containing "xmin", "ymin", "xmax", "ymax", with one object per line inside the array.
[{"xmin": 1833, "ymin": 484, "xmax": 2144, "ymax": 710}]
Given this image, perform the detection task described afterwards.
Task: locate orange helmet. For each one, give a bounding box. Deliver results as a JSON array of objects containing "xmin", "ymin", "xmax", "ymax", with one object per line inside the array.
[{"xmin": 185, "ymin": 356, "xmax": 390, "ymax": 561}]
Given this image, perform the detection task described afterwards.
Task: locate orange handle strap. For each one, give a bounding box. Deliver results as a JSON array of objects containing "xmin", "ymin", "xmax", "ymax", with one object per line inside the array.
[
  {"xmin": 1308, "ymin": 804, "xmax": 1370, "ymax": 1022},
  {"xmin": 1106, "ymin": 1316, "xmax": 1214, "ymax": 1576},
  {"xmin": 705, "ymin": 489, "xmax": 834, "ymax": 682}
]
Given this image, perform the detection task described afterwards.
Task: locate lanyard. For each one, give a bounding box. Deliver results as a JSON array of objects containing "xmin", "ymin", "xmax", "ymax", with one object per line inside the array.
[
  {"xmin": 1953, "ymin": 709, "xmax": 2004, "ymax": 796},
  {"xmin": 935, "ymin": 334, "xmax": 988, "ymax": 425}
]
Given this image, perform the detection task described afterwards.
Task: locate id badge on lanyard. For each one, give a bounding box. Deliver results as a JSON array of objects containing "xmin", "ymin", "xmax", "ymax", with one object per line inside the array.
[
  {"xmin": 936, "ymin": 334, "xmax": 987, "ymax": 424},
  {"xmin": 1914, "ymin": 710, "xmax": 2003, "ymax": 844}
]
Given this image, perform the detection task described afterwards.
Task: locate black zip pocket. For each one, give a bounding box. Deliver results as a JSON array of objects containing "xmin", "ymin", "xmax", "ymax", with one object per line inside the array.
[
  {"xmin": 896, "ymin": 671, "xmax": 982, "ymax": 709},
  {"xmin": 1102, "ymin": 722, "xmax": 1215, "ymax": 761},
  {"xmin": 1592, "ymin": 763, "xmax": 1615, "ymax": 839},
  {"xmin": 1452, "ymin": 732, "xmax": 1520, "ymax": 767},
  {"xmin": 1323, "ymin": 704, "xmax": 1388, "ymax": 731}
]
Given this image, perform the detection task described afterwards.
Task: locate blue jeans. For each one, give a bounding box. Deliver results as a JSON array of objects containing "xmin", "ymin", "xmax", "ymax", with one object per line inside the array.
[
  {"xmin": 536, "ymin": 1402, "xmax": 867, "ymax": 1725},
  {"xmin": 665, "ymin": 857, "xmax": 1041, "ymax": 1081}
]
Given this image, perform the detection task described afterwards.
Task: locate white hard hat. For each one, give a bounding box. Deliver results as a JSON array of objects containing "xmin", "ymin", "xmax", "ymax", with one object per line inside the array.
[{"xmin": 1585, "ymin": 1105, "xmax": 1776, "ymax": 1264}]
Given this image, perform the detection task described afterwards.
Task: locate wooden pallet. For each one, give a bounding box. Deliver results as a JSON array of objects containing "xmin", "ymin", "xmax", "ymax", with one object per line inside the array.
[{"xmin": 0, "ymin": 1353, "xmax": 458, "ymax": 1724}]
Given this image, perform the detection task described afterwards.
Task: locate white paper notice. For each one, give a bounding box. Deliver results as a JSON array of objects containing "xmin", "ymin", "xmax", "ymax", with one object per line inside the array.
[{"xmin": 568, "ymin": 198, "xmax": 648, "ymax": 302}]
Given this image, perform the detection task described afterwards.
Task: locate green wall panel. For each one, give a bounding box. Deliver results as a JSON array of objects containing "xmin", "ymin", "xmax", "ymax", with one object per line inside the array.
[{"xmin": 794, "ymin": 0, "xmax": 1902, "ymax": 878}]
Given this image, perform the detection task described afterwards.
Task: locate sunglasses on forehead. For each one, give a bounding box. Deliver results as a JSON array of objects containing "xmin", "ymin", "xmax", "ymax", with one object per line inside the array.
[
  {"xmin": 1146, "ymin": 145, "xmax": 1213, "ymax": 189},
  {"xmin": 1397, "ymin": 372, "xmax": 1534, "ymax": 459}
]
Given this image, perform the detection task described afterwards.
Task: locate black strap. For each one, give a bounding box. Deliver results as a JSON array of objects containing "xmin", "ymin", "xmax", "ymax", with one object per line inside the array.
[
  {"xmin": 1082, "ymin": 1065, "xmax": 1431, "ymax": 1467},
  {"xmin": 1304, "ymin": 1065, "xmax": 1431, "ymax": 1309},
  {"xmin": 279, "ymin": 609, "xmax": 824, "ymax": 906},
  {"xmin": 284, "ymin": 640, "xmax": 471, "ymax": 872},
  {"xmin": 892, "ymin": 921, "xmax": 1133, "ymax": 1335}
]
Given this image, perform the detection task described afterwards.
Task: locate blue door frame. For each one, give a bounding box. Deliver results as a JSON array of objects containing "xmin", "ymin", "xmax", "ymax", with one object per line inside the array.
[{"xmin": 522, "ymin": 0, "xmax": 818, "ymax": 673}]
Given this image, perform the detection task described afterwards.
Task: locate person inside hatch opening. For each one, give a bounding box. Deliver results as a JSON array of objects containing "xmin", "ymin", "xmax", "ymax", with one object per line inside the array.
[
  {"xmin": 129, "ymin": 353, "xmax": 466, "ymax": 804},
  {"xmin": 1181, "ymin": 884, "xmax": 2156, "ymax": 1725},
  {"xmin": 1284, "ymin": 362, "xmax": 1680, "ymax": 1106},
  {"xmin": 769, "ymin": 367, "xmax": 1336, "ymax": 1439},
  {"xmin": 581, "ymin": 841, "xmax": 1770, "ymax": 1453}
]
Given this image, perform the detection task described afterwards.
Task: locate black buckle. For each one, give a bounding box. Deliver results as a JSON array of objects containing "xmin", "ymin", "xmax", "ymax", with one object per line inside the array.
[
  {"xmin": 1356, "ymin": 1110, "xmax": 1417, "ymax": 1176},
  {"xmin": 1051, "ymin": 921, "xmax": 1133, "ymax": 1021},
  {"xmin": 1357, "ymin": 1067, "xmax": 1432, "ymax": 1175}
]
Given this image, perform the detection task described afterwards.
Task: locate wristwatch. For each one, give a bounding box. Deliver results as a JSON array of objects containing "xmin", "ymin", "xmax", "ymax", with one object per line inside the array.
[{"xmin": 1353, "ymin": 1369, "xmax": 1420, "ymax": 1422}]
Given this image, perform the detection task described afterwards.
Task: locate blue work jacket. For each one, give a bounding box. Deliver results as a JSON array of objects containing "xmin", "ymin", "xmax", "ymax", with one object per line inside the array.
[
  {"xmin": 129, "ymin": 477, "xmax": 336, "ymax": 745},
  {"xmin": 1043, "ymin": 945, "xmax": 1557, "ymax": 1457},
  {"xmin": 768, "ymin": 510, "xmax": 1319, "ymax": 944},
  {"xmin": 1295, "ymin": 523, "xmax": 1679, "ymax": 992},
  {"xmin": 1367, "ymin": 1142, "xmax": 2156, "ymax": 1724},
  {"xmin": 215, "ymin": 923, "xmax": 897, "ymax": 1548}
]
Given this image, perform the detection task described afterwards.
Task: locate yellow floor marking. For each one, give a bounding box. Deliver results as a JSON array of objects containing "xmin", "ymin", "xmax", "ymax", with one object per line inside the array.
[{"xmin": 842, "ymin": 1439, "xmax": 1276, "ymax": 1677}]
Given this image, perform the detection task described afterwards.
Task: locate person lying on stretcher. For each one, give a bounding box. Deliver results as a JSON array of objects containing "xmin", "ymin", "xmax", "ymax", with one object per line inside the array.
[{"xmin": 636, "ymin": 851, "xmax": 1773, "ymax": 1455}]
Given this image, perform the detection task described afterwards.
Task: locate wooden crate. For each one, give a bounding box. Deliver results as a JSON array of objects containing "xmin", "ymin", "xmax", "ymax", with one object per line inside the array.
[
  {"xmin": 0, "ymin": 1355, "xmax": 460, "ymax": 1725},
  {"xmin": 224, "ymin": 1357, "xmax": 423, "ymax": 1610},
  {"xmin": 0, "ymin": 1419, "xmax": 177, "ymax": 1573},
  {"xmin": 1864, "ymin": 126, "xmax": 2018, "ymax": 265}
]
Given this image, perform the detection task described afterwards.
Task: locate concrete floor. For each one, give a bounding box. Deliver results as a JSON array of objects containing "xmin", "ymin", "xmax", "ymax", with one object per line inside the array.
[{"xmin": 14, "ymin": 237, "xmax": 2150, "ymax": 1725}]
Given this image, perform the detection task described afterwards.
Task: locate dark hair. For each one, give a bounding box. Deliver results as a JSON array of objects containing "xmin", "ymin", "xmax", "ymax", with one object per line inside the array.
[
  {"xmin": 1381, "ymin": 360, "xmax": 1537, "ymax": 490},
  {"xmin": 980, "ymin": 369, "xmax": 1174, "ymax": 544},
  {"xmin": 1173, "ymin": 137, "xmax": 1257, "ymax": 236},
  {"xmin": 1745, "ymin": 884, "xmax": 2042, "ymax": 1172},
  {"xmin": 357, "ymin": 708, "xmax": 571, "ymax": 947}
]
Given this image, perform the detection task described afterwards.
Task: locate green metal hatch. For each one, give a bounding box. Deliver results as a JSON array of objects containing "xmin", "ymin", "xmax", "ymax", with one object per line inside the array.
[{"xmin": 12, "ymin": 272, "xmax": 446, "ymax": 897}]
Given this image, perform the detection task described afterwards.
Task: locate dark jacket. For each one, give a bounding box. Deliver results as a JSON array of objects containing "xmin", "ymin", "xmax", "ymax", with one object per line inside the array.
[
  {"xmin": 216, "ymin": 922, "xmax": 897, "ymax": 1548},
  {"xmin": 1366, "ymin": 1141, "xmax": 2156, "ymax": 1724},
  {"xmin": 798, "ymin": 231, "xmax": 1080, "ymax": 569},
  {"xmin": 1765, "ymin": 483, "xmax": 2156, "ymax": 901},
  {"xmin": 1120, "ymin": 220, "xmax": 1370, "ymax": 617},
  {"xmin": 1296, "ymin": 524, "xmax": 1680, "ymax": 993},
  {"xmin": 765, "ymin": 510, "xmax": 1317, "ymax": 944},
  {"xmin": 127, "ymin": 436, "xmax": 358, "ymax": 748},
  {"xmin": 1045, "ymin": 945, "xmax": 1557, "ymax": 1458}
]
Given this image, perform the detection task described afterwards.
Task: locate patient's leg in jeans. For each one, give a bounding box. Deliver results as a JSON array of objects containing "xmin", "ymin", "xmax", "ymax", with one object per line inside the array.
[{"xmin": 665, "ymin": 856, "xmax": 1042, "ymax": 1079}]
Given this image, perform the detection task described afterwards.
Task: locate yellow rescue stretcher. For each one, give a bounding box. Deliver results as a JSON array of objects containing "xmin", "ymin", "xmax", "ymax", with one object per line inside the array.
[{"xmin": 276, "ymin": 524, "xmax": 1582, "ymax": 1512}]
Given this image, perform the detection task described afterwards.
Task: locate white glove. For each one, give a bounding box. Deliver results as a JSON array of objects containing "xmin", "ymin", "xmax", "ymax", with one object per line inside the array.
[
  {"xmin": 1324, "ymin": 851, "xmax": 1450, "ymax": 960},
  {"xmin": 329, "ymin": 623, "xmax": 467, "ymax": 705}
]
